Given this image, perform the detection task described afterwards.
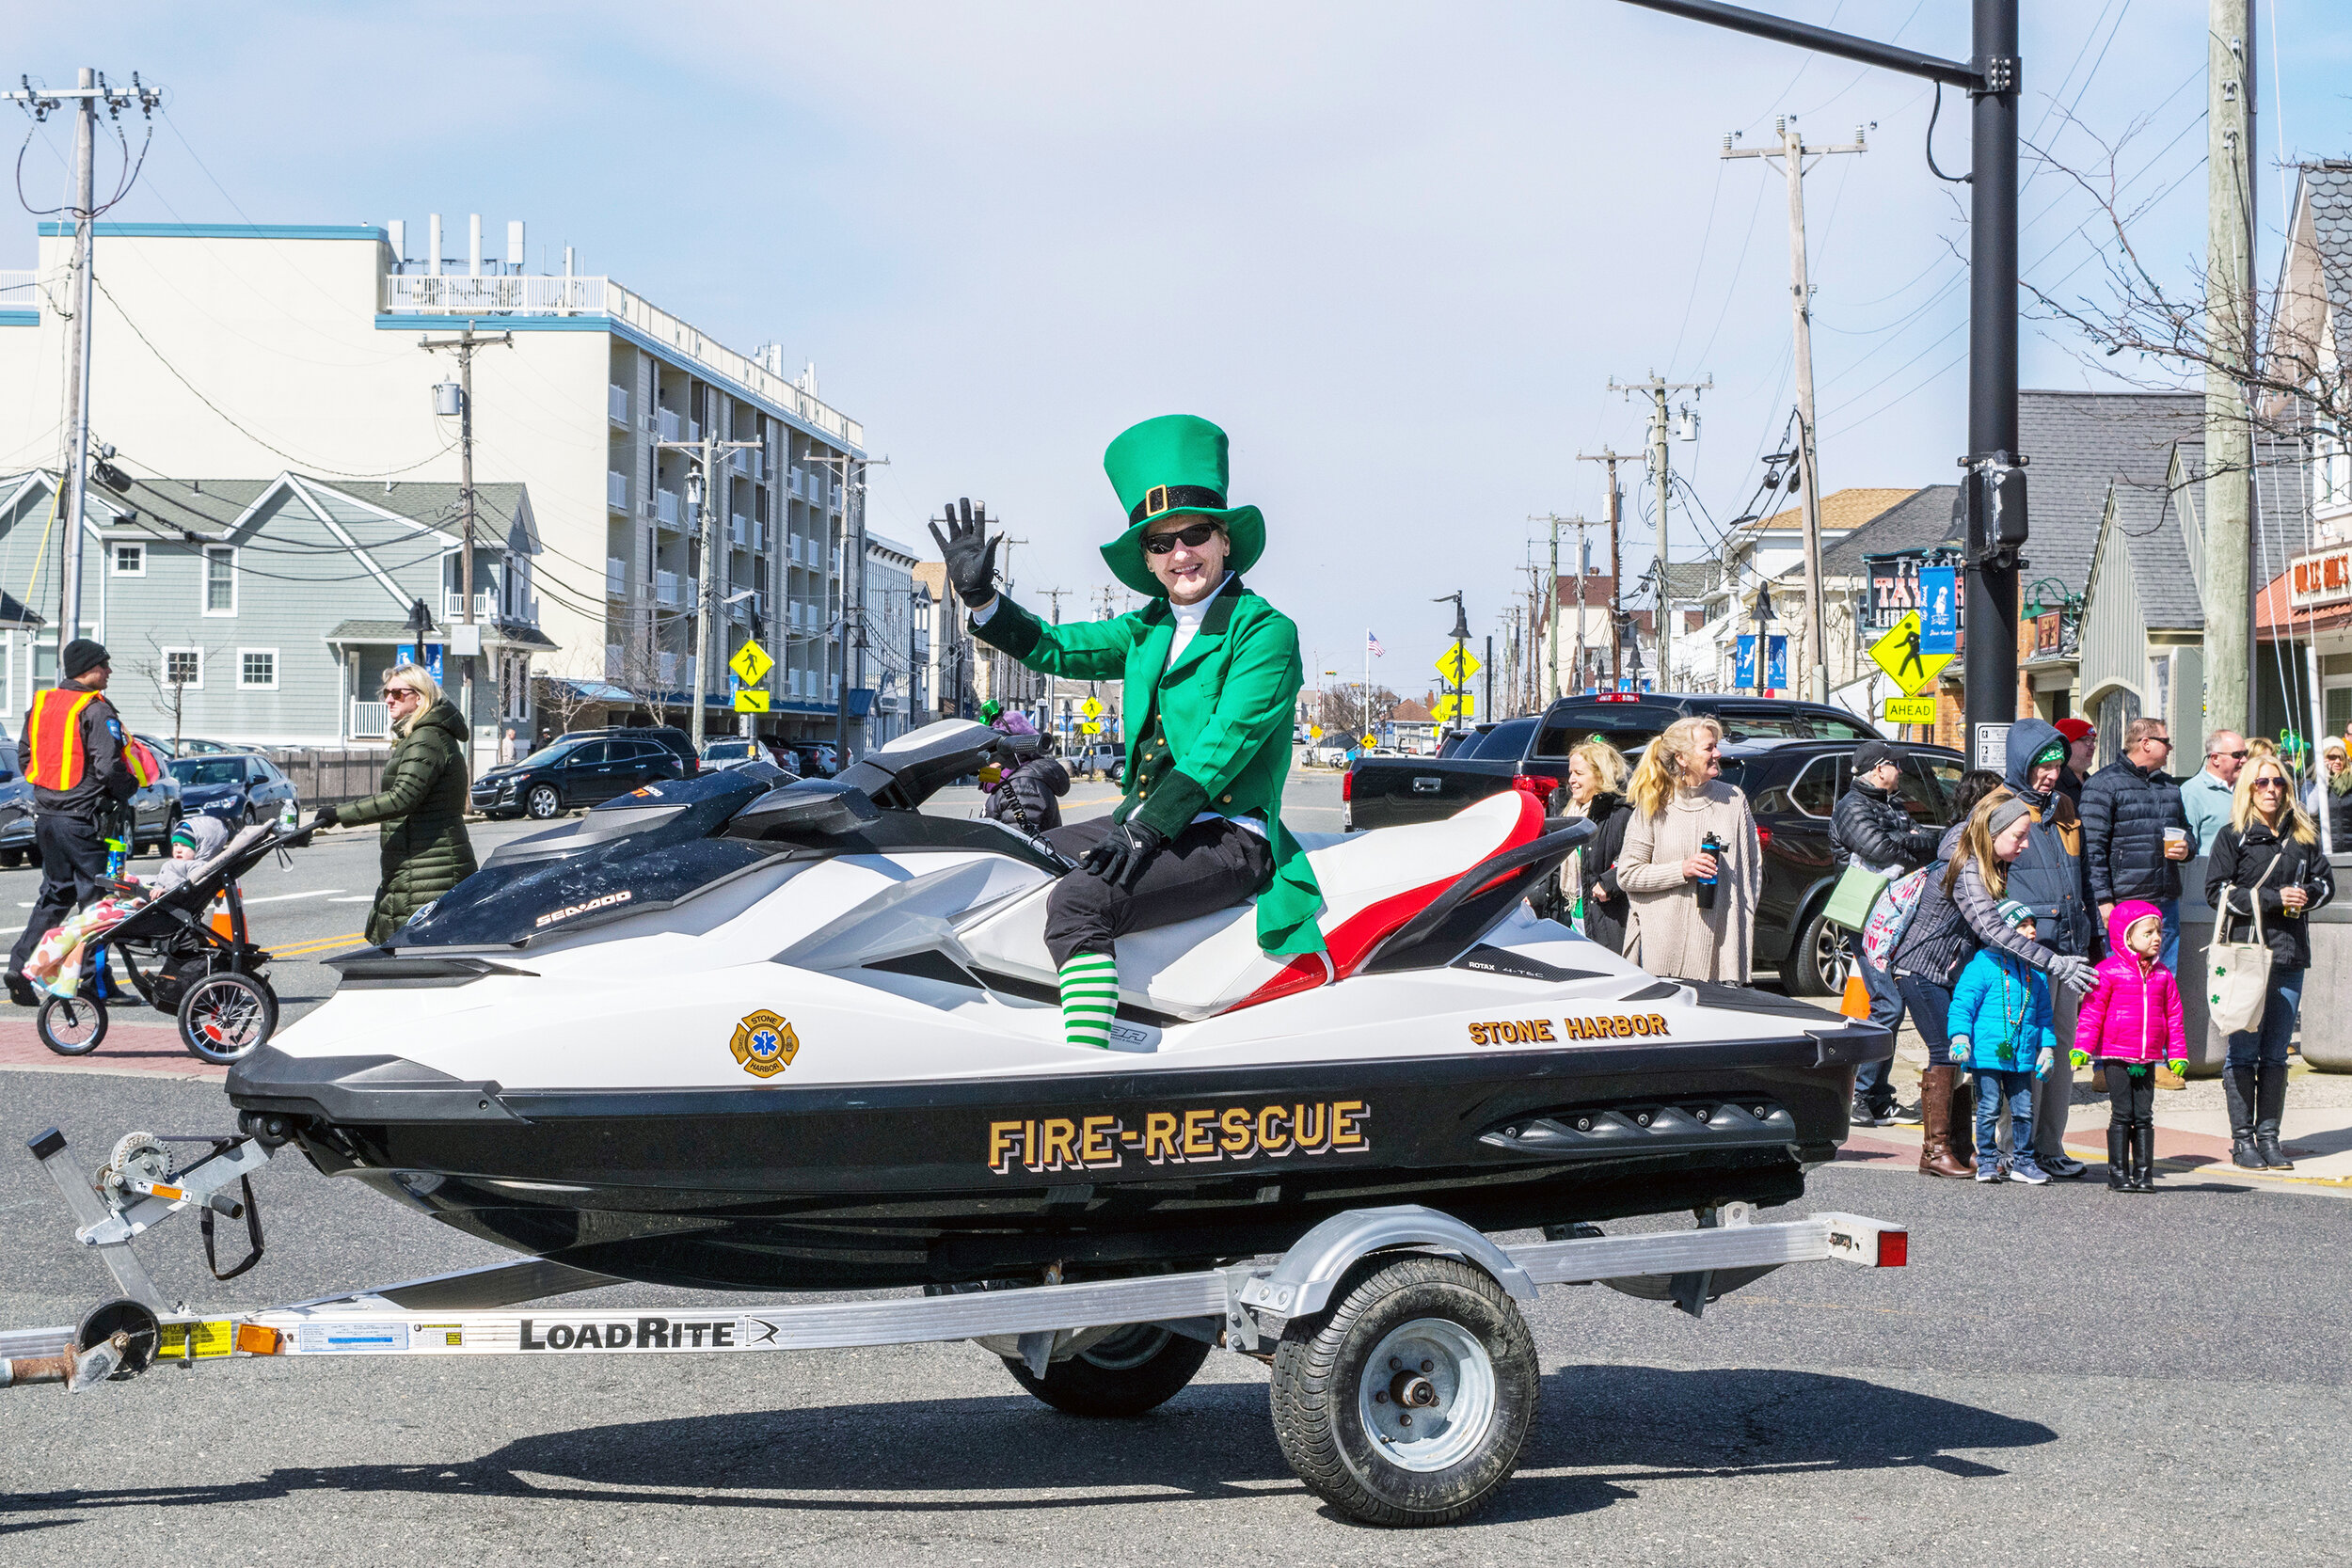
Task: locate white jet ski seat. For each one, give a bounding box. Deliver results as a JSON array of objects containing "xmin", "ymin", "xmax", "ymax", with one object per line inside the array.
[{"xmin": 956, "ymin": 786, "xmax": 1549, "ymax": 1020}]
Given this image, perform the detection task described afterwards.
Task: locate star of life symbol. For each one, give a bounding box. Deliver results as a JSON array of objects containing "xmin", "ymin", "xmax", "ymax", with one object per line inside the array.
[{"xmin": 730, "ymin": 1009, "xmax": 799, "ymax": 1078}]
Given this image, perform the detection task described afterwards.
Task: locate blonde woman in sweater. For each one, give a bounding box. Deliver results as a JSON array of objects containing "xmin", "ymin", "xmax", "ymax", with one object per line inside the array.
[{"xmin": 1613, "ymin": 716, "xmax": 1762, "ymax": 982}]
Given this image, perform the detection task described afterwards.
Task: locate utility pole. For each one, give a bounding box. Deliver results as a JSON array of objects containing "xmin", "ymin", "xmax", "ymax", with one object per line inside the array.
[
  {"xmin": 1611, "ymin": 374, "xmax": 1710, "ymax": 693},
  {"xmin": 5, "ymin": 71, "xmax": 158, "ymax": 670},
  {"xmin": 2203, "ymin": 0, "xmax": 2256, "ymax": 734},
  {"xmin": 1577, "ymin": 448, "xmax": 1633, "ymax": 689},
  {"xmin": 1040, "ymin": 587, "xmax": 1069, "ymax": 624},
  {"xmin": 803, "ymin": 452, "xmax": 888, "ymax": 760},
  {"xmin": 421, "ymin": 324, "xmax": 514, "ymax": 770},
  {"xmin": 1621, "ymin": 0, "xmax": 2019, "ymax": 763},
  {"xmin": 1724, "ymin": 115, "xmax": 1867, "ymax": 705},
  {"xmin": 654, "ymin": 407, "xmax": 757, "ymax": 752}
]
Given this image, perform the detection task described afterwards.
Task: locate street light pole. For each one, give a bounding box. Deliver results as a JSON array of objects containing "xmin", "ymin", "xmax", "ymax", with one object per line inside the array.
[{"xmin": 1619, "ymin": 0, "xmax": 2017, "ymax": 757}]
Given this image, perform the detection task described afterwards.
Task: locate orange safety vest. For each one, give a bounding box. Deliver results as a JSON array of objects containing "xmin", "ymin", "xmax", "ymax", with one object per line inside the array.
[{"xmin": 24, "ymin": 688, "xmax": 101, "ymax": 791}]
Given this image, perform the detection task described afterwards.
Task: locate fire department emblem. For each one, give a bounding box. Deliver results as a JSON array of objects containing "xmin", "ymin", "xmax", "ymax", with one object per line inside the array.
[{"xmin": 730, "ymin": 1010, "xmax": 799, "ymax": 1078}]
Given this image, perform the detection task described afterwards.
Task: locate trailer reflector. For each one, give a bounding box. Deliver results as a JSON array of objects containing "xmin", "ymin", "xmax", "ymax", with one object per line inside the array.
[
  {"xmin": 236, "ymin": 1323, "xmax": 282, "ymax": 1355},
  {"xmin": 1877, "ymin": 1229, "xmax": 1908, "ymax": 1267}
]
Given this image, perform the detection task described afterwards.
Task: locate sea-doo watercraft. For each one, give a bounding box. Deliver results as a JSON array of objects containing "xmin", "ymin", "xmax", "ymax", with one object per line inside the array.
[{"xmin": 226, "ymin": 720, "xmax": 1884, "ymax": 1292}]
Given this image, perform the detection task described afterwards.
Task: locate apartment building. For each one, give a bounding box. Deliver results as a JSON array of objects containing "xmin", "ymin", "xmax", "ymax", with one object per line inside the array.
[{"xmin": 0, "ymin": 215, "xmax": 869, "ymax": 759}]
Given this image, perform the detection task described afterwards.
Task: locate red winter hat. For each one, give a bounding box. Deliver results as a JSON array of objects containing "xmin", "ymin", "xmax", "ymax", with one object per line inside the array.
[{"xmin": 2054, "ymin": 718, "xmax": 2095, "ymax": 744}]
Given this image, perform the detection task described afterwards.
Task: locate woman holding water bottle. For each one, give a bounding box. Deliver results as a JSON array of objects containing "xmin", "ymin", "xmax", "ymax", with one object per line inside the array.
[{"xmin": 1614, "ymin": 715, "xmax": 1762, "ymax": 983}]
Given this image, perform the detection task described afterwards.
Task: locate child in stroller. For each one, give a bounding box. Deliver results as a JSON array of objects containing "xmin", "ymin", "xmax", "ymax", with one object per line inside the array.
[
  {"xmin": 34, "ymin": 815, "xmax": 295, "ymax": 1064},
  {"xmin": 24, "ymin": 816, "xmax": 230, "ymax": 999}
]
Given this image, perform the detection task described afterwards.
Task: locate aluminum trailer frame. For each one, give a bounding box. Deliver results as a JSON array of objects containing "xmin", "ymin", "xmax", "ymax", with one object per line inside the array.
[{"xmin": 4, "ymin": 1125, "xmax": 1908, "ymax": 1523}]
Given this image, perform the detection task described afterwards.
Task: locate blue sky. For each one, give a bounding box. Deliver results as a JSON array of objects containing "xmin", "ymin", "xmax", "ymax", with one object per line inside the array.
[{"xmin": 9, "ymin": 2, "xmax": 2352, "ymax": 696}]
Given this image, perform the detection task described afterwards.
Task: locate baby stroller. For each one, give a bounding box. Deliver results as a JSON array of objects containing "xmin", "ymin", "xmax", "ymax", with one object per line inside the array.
[{"xmin": 37, "ymin": 820, "xmax": 309, "ymax": 1065}]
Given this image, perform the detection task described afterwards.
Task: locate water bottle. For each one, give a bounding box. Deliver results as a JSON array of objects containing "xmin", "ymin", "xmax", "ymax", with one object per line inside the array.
[
  {"xmin": 278, "ymin": 797, "xmax": 299, "ymax": 832},
  {"xmin": 1694, "ymin": 832, "xmax": 1723, "ymax": 911}
]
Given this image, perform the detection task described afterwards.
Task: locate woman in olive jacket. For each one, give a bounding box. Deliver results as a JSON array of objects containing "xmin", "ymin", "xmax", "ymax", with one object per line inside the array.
[
  {"xmin": 318, "ymin": 664, "xmax": 478, "ymax": 945},
  {"xmin": 2205, "ymin": 752, "xmax": 2334, "ymax": 1170}
]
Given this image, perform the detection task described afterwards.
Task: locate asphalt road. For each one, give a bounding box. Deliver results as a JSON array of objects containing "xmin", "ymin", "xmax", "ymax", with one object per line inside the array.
[
  {"xmin": 4, "ymin": 762, "xmax": 2344, "ymax": 1561},
  {"xmin": 1, "ymin": 1067, "xmax": 2344, "ymax": 1565}
]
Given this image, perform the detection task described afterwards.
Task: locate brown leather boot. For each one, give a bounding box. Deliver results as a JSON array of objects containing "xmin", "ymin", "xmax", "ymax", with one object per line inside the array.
[{"xmin": 1917, "ymin": 1064, "xmax": 1973, "ymax": 1178}]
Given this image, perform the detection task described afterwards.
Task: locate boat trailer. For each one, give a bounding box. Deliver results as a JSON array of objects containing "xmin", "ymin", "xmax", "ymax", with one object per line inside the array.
[{"xmin": 5, "ymin": 1125, "xmax": 1908, "ymax": 1526}]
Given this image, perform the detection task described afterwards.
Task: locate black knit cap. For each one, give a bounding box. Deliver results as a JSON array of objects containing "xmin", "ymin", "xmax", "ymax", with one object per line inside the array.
[
  {"xmin": 62, "ymin": 639, "xmax": 109, "ymax": 679},
  {"xmin": 1851, "ymin": 739, "xmax": 1900, "ymax": 773}
]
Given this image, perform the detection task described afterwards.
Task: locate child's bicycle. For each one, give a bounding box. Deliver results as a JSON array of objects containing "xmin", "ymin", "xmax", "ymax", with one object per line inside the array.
[{"xmin": 38, "ymin": 820, "xmax": 312, "ymax": 1065}]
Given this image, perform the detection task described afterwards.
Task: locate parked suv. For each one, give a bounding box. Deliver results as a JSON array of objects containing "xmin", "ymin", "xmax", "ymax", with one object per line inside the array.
[
  {"xmin": 555, "ymin": 725, "xmax": 699, "ymax": 779},
  {"xmin": 473, "ymin": 734, "xmax": 690, "ymax": 819},
  {"xmin": 1064, "ymin": 740, "xmax": 1123, "ymax": 783},
  {"xmin": 167, "ymin": 750, "xmax": 296, "ymax": 827},
  {"xmin": 1713, "ymin": 737, "xmax": 1968, "ymax": 995}
]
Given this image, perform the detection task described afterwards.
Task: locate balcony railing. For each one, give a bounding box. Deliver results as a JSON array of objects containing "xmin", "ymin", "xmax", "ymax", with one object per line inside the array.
[
  {"xmin": 658, "ymin": 408, "xmax": 681, "ymax": 442},
  {"xmin": 730, "ymin": 515, "xmax": 749, "ymax": 548},
  {"xmin": 443, "ymin": 590, "xmax": 495, "ymax": 620},
  {"xmin": 605, "ymin": 644, "xmax": 624, "ymax": 680},
  {"xmin": 655, "ymin": 489, "xmax": 680, "ymax": 527},
  {"xmin": 384, "ymin": 273, "xmax": 865, "ymax": 447},
  {"xmin": 656, "ymin": 570, "xmax": 685, "ymax": 606},
  {"xmin": 349, "ymin": 699, "xmax": 390, "ymax": 739},
  {"xmin": 607, "ymin": 384, "xmax": 628, "ymax": 424},
  {"xmin": 607, "ymin": 470, "xmax": 629, "ymax": 511},
  {"xmin": 0, "ymin": 270, "xmax": 35, "ymax": 310},
  {"xmin": 606, "ymin": 557, "xmax": 627, "ymax": 597}
]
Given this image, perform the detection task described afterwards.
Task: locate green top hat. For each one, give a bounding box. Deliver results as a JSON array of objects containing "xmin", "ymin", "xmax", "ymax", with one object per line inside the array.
[{"xmin": 1099, "ymin": 415, "xmax": 1265, "ymax": 598}]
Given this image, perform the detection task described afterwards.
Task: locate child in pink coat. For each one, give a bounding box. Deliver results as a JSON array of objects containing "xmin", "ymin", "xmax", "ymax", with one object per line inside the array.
[{"xmin": 2071, "ymin": 899, "xmax": 2187, "ymax": 1195}]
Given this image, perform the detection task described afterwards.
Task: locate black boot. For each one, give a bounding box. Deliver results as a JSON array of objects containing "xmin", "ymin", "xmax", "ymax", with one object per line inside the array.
[
  {"xmin": 2226, "ymin": 1066, "xmax": 2264, "ymax": 1169},
  {"xmin": 2131, "ymin": 1124, "xmax": 2156, "ymax": 1193},
  {"xmin": 2106, "ymin": 1126, "xmax": 2129, "ymax": 1191},
  {"xmin": 2254, "ymin": 1060, "xmax": 2294, "ymax": 1170}
]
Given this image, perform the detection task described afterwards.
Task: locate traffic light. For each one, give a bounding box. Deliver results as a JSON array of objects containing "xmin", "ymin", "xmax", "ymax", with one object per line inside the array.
[{"xmin": 1960, "ymin": 451, "xmax": 2028, "ymax": 565}]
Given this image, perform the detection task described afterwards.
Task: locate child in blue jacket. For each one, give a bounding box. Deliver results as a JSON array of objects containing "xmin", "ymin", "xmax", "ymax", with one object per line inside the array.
[{"xmin": 1947, "ymin": 899, "xmax": 2058, "ymax": 1184}]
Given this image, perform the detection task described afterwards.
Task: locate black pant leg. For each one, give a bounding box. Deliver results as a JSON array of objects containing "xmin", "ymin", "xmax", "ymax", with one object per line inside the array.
[
  {"xmin": 1043, "ymin": 819, "xmax": 1273, "ymax": 967},
  {"xmin": 8, "ymin": 814, "xmax": 107, "ymax": 977},
  {"xmin": 2129, "ymin": 1068, "xmax": 2156, "ymax": 1132}
]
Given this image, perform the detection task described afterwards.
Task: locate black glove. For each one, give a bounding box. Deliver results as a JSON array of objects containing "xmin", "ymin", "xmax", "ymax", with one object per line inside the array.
[
  {"xmin": 311, "ymin": 805, "xmax": 339, "ymax": 830},
  {"xmin": 928, "ymin": 498, "xmax": 1002, "ymax": 610},
  {"xmin": 1080, "ymin": 818, "xmax": 1166, "ymax": 892}
]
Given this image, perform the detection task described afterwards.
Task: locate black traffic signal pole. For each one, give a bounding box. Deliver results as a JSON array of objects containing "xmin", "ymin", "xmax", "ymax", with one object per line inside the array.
[{"xmin": 1619, "ymin": 0, "xmax": 2018, "ymax": 763}]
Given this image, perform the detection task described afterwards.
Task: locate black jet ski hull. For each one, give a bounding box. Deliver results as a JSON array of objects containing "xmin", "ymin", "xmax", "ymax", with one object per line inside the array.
[{"xmin": 231, "ymin": 1037, "xmax": 1864, "ymax": 1291}]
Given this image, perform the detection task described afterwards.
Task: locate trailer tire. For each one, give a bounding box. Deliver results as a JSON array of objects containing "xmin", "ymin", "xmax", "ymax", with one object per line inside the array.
[
  {"xmin": 1001, "ymin": 1323, "xmax": 1211, "ymax": 1418},
  {"xmin": 1269, "ymin": 1254, "xmax": 1538, "ymax": 1528}
]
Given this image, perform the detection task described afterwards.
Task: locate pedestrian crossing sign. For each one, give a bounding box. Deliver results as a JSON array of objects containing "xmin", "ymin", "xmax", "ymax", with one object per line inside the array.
[
  {"xmin": 729, "ymin": 639, "xmax": 774, "ymax": 687},
  {"xmin": 1080, "ymin": 697, "xmax": 1104, "ymax": 718},
  {"xmin": 1867, "ymin": 610, "xmax": 1951, "ymax": 697},
  {"xmin": 1081, "ymin": 721, "xmax": 1103, "ymax": 735},
  {"xmin": 733, "ymin": 689, "xmax": 771, "ymax": 713},
  {"xmin": 1435, "ymin": 644, "xmax": 1481, "ymax": 685}
]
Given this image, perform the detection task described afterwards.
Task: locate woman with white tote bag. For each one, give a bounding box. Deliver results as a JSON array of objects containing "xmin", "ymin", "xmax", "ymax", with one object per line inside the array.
[{"xmin": 2203, "ymin": 753, "xmax": 2334, "ymax": 1172}]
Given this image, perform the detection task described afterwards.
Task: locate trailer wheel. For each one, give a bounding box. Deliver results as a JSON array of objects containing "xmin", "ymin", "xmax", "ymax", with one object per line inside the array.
[
  {"xmin": 1270, "ymin": 1254, "xmax": 1538, "ymax": 1528},
  {"xmin": 1002, "ymin": 1323, "xmax": 1212, "ymax": 1418}
]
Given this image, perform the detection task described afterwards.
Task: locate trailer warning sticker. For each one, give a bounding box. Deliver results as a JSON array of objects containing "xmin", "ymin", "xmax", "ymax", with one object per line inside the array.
[
  {"xmin": 294, "ymin": 1321, "xmax": 411, "ymax": 1354},
  {"xmin": 988, "ymin": 1101, "xmax": 1370, "ymax": 1176},
  {"xmin": 158, "ymin": 1320, "xmax": 235, "ymax": 1359}
]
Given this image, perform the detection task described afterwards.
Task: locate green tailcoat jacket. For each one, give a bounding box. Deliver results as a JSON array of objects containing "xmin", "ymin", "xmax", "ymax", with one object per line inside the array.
[{"xmin": 971, "ymin": 581, "xmax": 1326, "ymax": 956}]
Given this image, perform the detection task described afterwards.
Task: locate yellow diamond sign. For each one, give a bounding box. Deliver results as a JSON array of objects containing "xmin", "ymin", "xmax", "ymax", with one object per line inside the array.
[
  {"xmin": 1867, "ymin": 611, "xmax": 1951, "ymax": 698},
  {"xmin": 1080, "ymin": 697, "xmax": 1104, "ymax": 718},
  {"xmin": 729, "ymin": 638, "xmax": 773, "ymax": 687},
  {"xmin": 1436, "ymin": 644, "xmax": 1482, "ymax": 685}
]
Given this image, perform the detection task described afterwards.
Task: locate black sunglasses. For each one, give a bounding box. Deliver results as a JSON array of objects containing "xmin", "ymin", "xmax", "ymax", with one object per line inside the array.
[
  {"xmin": 1142, "ymin": 521, "xmax": 1221, "ymax": 555},
  {"xmin": 2211, "ymin": 749, "xmax": 2249, "ymax": 760}
]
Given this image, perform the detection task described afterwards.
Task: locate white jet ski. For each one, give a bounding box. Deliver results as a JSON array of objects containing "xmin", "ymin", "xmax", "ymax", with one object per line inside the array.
[{"xmin": 227, "ymin": 720, "xmax": 1884, "ymax": 1291}]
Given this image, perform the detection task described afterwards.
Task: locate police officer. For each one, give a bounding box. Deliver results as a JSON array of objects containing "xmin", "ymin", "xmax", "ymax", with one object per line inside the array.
[{"xmin": 8, "ymin": 639, "xmax": 139, "ymax": 1005}]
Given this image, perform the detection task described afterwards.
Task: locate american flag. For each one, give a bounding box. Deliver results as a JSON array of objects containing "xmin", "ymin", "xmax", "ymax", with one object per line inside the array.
[{"xmin": 1366, "ymin": 630, "xmax": 1385, "ymax": 657}]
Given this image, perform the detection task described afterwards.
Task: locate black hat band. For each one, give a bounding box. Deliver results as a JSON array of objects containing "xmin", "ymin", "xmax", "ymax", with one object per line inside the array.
[{"xmin": 1130, "ymin": 484, "xmax": 1226, "ymax": 525}]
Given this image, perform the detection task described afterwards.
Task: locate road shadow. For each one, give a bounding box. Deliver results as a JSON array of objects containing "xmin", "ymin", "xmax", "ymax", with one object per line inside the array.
[{"xmin": 2, "ymin": 1364, "xmax": 2052, "ymax": 1528}]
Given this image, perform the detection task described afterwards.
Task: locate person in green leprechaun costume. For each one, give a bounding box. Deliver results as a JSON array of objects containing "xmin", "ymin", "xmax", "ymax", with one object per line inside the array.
[{"xmin": 930, "ymin": 414, "xmax": 1325, "ymax": 1050}]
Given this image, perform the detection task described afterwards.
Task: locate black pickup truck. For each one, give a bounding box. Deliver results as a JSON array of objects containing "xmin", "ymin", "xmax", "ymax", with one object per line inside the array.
[{"xmin": 1343, "ymin": 691, "xmax": 1883, "ymax": 833}]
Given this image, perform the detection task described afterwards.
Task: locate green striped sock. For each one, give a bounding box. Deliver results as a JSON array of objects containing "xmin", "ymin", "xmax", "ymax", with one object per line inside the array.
[{"xmin": 1057, "ymin": 952, "xmax": 1120, "ymax": 1050}]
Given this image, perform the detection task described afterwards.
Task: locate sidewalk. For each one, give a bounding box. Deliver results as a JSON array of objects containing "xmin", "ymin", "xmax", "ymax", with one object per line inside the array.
[
  {"xmin": 1851, "ymin": 1033, "xmax": 2352, "ymax": 1187},
  {"xmin": 0, "ymin": 1013, "xmax": 227, "ymax": 1081}
]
